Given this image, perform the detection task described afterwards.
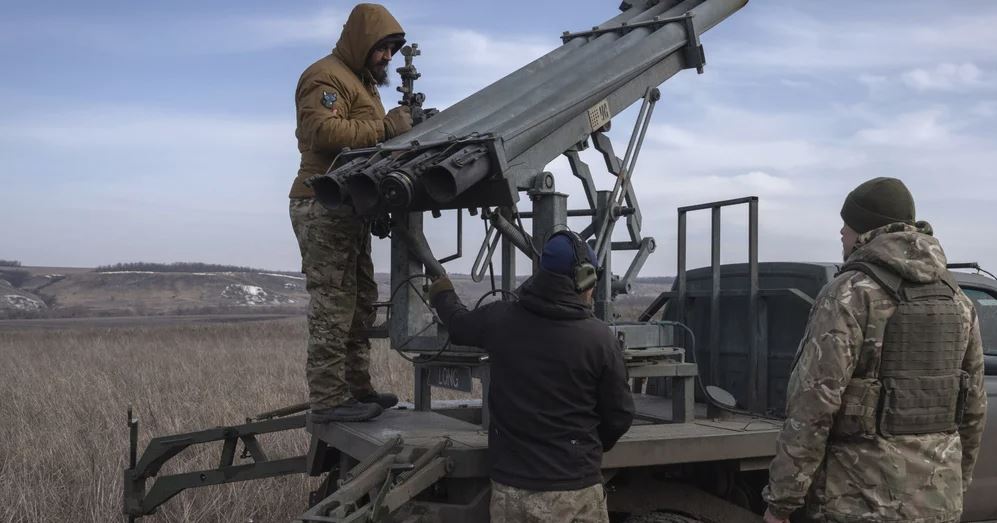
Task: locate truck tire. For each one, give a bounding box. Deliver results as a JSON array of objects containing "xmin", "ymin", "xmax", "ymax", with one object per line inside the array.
[{"xmin": 626, "ymin": 512, "xmax": 704, "ymax": 523}]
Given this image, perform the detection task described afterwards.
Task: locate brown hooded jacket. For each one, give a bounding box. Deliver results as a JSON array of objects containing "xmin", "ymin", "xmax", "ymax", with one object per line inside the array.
[{"xmin": 290, "ymin": 3, "xmax": 404, "ymax": 198}]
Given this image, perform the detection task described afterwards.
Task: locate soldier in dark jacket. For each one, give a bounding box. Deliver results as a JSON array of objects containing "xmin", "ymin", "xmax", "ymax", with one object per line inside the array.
[
  {"xmin": 763, "ymin": 177, "xmax": 987, "ymax": 523},
  {"xmin": 428, "ymin": 232, "xmax": 635, "ymax": 523},
  {"xmin": 290, "ymin": 3, "xmax": 413, "ymax": 423}
]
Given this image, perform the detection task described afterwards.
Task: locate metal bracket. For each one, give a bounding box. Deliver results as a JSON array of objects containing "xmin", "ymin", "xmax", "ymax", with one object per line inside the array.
[
  {"xmin": 593, "ymin": 87, "xmax": 659, "ymax": 264},
  {"xmin": 561, "ymin": 11, "xmax": 706, "ymax": 74},
  {"xmin": 437, "ymin": 209, "xmax": 463, "ymax": 264},
  {"xmin": 123, "ymin": 408, "xmax": 307, "ymax": 519},
  {"xmin": 296, "ymin": 437, "xmax": 453, "ymax": 523},
  {"xmin": 564, "ymin": 149, "xmax": 598, "ymax": 211},
  {"xmin": 471, "ymin": 213, "xmax": 501, "ymax": 283},
  {"xmin": 616, "ymin": 237, "xmax": 657, "ymax": 296},
  {"xmin": 591, "ymin": 131, "xmax": 644, "ymax": 241}
]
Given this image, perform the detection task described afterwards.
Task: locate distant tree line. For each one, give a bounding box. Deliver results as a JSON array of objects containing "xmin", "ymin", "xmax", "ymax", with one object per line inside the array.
[
  {"xmin": 94, "ymin": 262, "xmax": 268, "ymax": 273},
  {"xmin": 0, "ymin": 260, "xmax": 22, "ymax": 267}
]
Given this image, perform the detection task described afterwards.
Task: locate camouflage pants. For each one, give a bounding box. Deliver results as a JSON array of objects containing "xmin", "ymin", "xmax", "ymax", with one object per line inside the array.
[
  {"xmin": 289, "ymin": 198, "xmax": 378, "ymax": 409},
  {"xmin": 490, "ymin": 481, "xmax": 608, "ymax": 523}
]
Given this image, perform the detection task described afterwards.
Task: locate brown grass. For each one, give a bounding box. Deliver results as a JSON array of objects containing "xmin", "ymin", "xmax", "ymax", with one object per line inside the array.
[{"xmin": 0, "ymin": 318, "xmax": 473, "ymax": 523}]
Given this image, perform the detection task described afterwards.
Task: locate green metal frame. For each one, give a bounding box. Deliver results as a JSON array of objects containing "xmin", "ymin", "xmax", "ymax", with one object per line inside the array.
[{"xmin": 123, "ymin": 410, "xmax": 307, "ymax": 519}]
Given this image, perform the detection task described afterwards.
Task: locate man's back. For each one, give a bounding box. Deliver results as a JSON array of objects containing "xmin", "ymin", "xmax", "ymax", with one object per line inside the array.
[
  {"xmin": 431, "ymin": 270, "xmax": 634, "ymax": 491},
  {"xmin": 765, "ymin": 221, "xmax": 987, "ymax": 523}
]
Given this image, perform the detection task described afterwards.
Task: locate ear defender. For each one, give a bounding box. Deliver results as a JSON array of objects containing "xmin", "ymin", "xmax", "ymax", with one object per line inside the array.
[
  {"xmin": 574, "ymin": 262, "xmax": 598, "ymax": 293},
  {"xmin": 551, "ymin": 230, "xmax": 599, "ymax": 293}
]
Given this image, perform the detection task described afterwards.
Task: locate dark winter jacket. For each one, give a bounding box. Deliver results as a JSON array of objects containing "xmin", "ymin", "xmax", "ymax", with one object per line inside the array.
[{"xmin": 430, "ymin": 270, "xmax": 635, "ymax": 491}]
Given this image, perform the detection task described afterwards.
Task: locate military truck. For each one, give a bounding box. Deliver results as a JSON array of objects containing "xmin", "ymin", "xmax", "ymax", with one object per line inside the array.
[
  {"xmin": 122, "ymin": 0, "xmax": 996, "ymax": 520},
  {"xmin": 122, "ymin": 199, "xmax": 997, "ymax": 522}
]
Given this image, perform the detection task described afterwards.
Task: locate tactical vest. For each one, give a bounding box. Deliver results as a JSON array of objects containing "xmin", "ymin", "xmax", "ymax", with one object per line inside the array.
[{"xmin": 831, "ymin": 261, "xmax": 970, "ymax": 439}]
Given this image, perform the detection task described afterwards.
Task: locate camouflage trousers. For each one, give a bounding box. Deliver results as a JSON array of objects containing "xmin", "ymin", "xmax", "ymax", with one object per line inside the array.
[
  {"xmin": 490, "ymin": 481, "xmax": 608, "ymax": 523},
  {"xmin": 289, "ymin": 198, "xmax": 378, "ymax": 409}
]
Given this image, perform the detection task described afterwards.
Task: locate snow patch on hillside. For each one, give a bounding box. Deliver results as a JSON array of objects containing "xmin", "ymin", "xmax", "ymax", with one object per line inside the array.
[
  {"xmin": 221, "ymin": 284, "xmax": 294, "ymax": 306},
  {"xmin": 261, "ymin": 273, "xmax": 305, "ymax": 280},
  {"xmin": 1, "ymin": 294, "xmax": 45, "ymax": 311}
]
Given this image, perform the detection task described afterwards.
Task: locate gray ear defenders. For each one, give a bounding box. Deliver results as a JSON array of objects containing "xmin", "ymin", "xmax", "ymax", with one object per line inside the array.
[{"xmin": 551, "ymin": 230, "xmax": 599, "ymax": 293}]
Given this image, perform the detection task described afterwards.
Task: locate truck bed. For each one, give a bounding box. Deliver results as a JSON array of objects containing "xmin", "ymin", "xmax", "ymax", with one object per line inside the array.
[{"xmin": 308, "ymin": 393, "xmax": 782, "ymax": 478}]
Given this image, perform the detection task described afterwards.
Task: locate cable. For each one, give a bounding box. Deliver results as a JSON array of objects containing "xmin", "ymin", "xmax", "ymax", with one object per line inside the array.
[
  {"xmin": 655, "ymin": 320, "xmax": 781, "ymax": 421},
  {"xmin": 978, "ymin": 267, "xmax": 997, "ymax": 281},
  {"xmin": 387, "ymin": 275, "xmax": 518, "ymax": 364},
  {"xmin": 474, "ymin": 289, "xmax": 519, "ymax": 308},
  {"xmin": 387, "ymin": 274, "xmax": 451, "ymax": 364}
]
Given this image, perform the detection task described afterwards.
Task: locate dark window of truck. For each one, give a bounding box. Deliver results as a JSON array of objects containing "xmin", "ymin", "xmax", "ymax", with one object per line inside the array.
[{"xmin": 962, "ymin": 288, "xmax": 997, "ymax": 356}]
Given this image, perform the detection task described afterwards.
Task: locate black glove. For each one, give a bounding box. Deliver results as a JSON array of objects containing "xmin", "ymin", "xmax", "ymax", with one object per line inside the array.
[{"xmin": 370, "ymin": 214, "xmax": 392, "ymax": 239}]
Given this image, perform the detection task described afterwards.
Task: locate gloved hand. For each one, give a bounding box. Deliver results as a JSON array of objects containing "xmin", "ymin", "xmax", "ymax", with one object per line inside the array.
[
  {"xmin": 369, "ymin": 214, "xmax": 391, "ymax": 239},
  {"xmin": 384, "ymin": 105, "xmax": 413, "ymax": 139},
  {"xmin": 427, "ymin": 276, "xmax": 454, "ymax": 303}
]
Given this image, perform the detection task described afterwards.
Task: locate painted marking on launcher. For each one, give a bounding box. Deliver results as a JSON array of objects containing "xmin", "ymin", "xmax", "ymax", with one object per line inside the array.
[
  {"xmin": 429, "ymin": 366, "xmax": 473, "ymax": 392},
  {"xmin": 587, "ymin": 99, "xmax": 611, "ymax": 132}
]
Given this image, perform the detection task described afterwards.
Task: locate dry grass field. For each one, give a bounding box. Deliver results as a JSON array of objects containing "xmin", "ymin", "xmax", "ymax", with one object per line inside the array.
[{"xmin": 0, "ymin": 318, "xmax": 474, "ymax": 523}]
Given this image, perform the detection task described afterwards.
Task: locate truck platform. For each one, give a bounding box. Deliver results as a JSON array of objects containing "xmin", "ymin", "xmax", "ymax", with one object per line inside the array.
[{"xmin": 308, "ymin": 394, "xmax": 781, "ymax": 477}]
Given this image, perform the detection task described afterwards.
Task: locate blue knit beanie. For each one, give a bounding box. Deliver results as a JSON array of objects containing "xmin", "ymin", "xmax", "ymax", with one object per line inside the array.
[{"xmin": 540, "ymin": 233, "xmax": 598, "ymax": 276}]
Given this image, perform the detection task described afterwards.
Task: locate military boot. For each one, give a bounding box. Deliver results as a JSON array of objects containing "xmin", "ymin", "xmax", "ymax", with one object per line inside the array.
[
  {"xmin": 309, "ymin": 399, "xmax": 383, "ymax": 423},
  {"xmin": 355, "ymin": 391, "xmax": 399, "ymax": 410}
]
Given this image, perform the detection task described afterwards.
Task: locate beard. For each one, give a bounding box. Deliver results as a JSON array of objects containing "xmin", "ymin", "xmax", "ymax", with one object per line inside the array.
[{"xmin": 369, "ymin": 62, "xmax": 391, "ymax": 86}]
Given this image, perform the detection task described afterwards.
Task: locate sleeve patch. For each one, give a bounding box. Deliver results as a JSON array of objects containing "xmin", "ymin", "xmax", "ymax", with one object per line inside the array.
[{"xmin": 321, "ymin": 91, "xmax": 338, "ymax": 109}]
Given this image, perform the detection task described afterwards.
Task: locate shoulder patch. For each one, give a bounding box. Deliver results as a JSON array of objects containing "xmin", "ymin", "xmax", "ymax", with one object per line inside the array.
[{"xmin": 321, "ymin": 91, "xmax": 338, "ymax": 109}]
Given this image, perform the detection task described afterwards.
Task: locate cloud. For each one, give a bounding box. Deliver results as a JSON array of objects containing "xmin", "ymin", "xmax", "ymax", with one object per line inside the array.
[
  {"xmin": 713, "ymin": 8, "xmax": 997, "ymax": 73},
  {"xmin": 973, "ymin": 100, "xmax": 997, "ymax": 117},
  {"xmin": 1, "ymin": 108, "xmax": 290, "ymax": 152},
  {"xmin": 901, "ymin": 63, "xmax": 984, "ymax": 91},
  {"xmin": 4, "ymin": 0, "xmax": 997, "ymax": 276},
  {"xmin": 651, "ymin": 170, "xmax": 796, "ymax": 202},
  {"xmin": 644, "ymin": 123, "xmax": 864, "ymax": 175},
  {"xmin": 853, "ymin": 109, "xmax": 953, "ymax": 147},
  {"xmin": 239, "ymin": 9, "xmax": 345, "ymax": 49}
]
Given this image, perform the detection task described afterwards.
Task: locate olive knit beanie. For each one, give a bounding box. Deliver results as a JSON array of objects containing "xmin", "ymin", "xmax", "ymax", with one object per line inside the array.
[{"xmin": 840, "ymin": 177, "xmax": 915, "ymax": 234}]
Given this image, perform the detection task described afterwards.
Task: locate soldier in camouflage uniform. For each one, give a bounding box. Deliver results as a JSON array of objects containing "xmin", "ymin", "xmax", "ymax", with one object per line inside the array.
[
  {"xmin": 289, "ymin": 4, "xmax": 413, "ymax": 422},
  {"xmin": 763, "ymin": 177, "xmax": 987, "ymax": 523}
]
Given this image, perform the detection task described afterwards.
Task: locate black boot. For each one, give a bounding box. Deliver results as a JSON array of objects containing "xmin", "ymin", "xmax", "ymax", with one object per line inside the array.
[
  {"xmin": 309, "ymin": 399, "xmax": 383, "ymax": 423},
  {"xmin": 355, "ymin": 391, "xmax": 399, "ymax": 410}
]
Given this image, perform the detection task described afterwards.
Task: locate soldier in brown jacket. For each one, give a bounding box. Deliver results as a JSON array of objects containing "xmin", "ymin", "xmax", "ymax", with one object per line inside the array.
[{"xmin": 290, "ymin": 3, "xmax": 413, "ymax": 423}]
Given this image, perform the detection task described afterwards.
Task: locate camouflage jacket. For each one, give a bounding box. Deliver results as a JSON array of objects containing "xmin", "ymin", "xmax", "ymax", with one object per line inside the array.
[{"xmin": 763, "ymin": 222, "xmax": 987, "ymax": 522}]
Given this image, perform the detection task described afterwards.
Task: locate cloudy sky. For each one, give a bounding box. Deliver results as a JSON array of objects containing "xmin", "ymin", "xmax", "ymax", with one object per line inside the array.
[{"xmin": 2, "ymin": 0, "xmax": 995, "ymax": 276}]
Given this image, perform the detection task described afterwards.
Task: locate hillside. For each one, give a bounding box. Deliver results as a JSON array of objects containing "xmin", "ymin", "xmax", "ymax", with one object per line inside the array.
[{"xmin": 0, "ymin": 265, "xmax": 672, "ymax": 319}]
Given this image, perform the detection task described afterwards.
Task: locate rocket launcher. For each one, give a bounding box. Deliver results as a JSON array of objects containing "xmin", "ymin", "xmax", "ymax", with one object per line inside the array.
[{"xmin": 306, "ymin": 0, "xmax": 748, "ymax": 214}]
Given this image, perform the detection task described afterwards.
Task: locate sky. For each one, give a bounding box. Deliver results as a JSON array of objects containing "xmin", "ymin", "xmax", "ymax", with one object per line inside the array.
[{"xmin": 1, "ymin": 0, "xmax": 995, "ymax": 276}]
